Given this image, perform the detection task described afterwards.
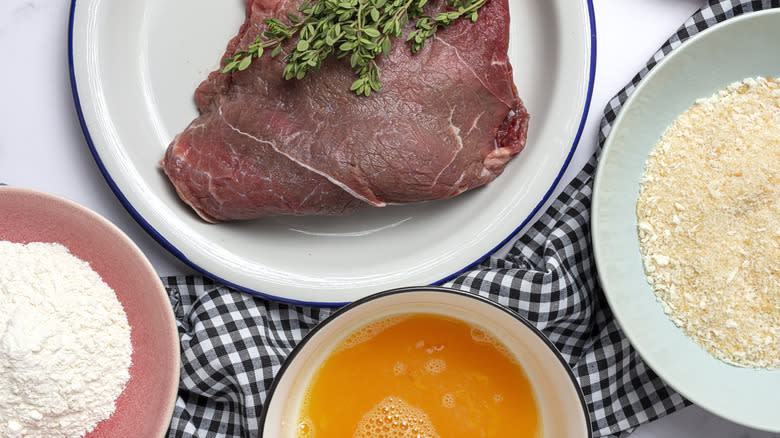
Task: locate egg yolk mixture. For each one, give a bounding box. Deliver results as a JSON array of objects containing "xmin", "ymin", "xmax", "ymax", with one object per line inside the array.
[{"xmin": 295, "ymin": 313, "xmax": 540, "ymax": 437}]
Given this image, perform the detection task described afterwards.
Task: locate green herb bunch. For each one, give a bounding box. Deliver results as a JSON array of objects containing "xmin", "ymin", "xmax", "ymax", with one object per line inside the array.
[{"xmin": 221, "ymin": 0, "xmax": 488, "ymax": 96}]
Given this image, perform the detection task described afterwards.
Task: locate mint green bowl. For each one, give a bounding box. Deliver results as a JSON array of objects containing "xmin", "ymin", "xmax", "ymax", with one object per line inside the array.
[{"xmin": 592, "ymin": 9, "xmax": 780, "ymax": 433}]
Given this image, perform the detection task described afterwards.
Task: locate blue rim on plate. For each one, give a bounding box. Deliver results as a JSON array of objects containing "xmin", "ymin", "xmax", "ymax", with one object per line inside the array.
[
  {"xmin": 259, "ymin": 286, "xmax": 593, "ymax": 436},
  {"xmin": 68, "ymin": 0, "xmax": 597, "ymax": 307}
]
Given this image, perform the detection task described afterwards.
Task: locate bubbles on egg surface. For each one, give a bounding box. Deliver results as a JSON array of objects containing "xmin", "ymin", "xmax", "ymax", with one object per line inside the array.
[
  {"xmin": 353, "ymin": 396, "xmax": 440, "ymax": 438},
  {"xmin": 295, "ymin": 417, "xmax": 315, "ymax": 438},
  {"xmin": 336, "ymin": 315, "xmax": 409, "ymax": 352},
  {"xmin": 423, "ymin": 358, "xmax": 446, "ymax": 375},
  {"xmin": 441, "ymin": 393, "xmax": 455, "ymax": 409},
  {"xmin": 469, "ymin": 326, "xmax": 512, "ymax": 359},
  {"xmin": 425, "ymin": 344, "xmax": 444, "ymax": 354},
  {"xmin": 393, "ymin": 361, "xmax": 407, "ymax": 376},
  {"xmin": 470, "ymin": 326, "xmax": 488, "ymax": 343},
  {"xmin": 493, "ymin": 393, "xmax": 504, "ymax": 403}
]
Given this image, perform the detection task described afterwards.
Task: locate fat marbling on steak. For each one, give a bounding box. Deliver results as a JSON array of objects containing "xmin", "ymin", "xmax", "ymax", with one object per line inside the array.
[{"xmin": 162, "ymin": 0, "xmax": 529, "ymax": 222}]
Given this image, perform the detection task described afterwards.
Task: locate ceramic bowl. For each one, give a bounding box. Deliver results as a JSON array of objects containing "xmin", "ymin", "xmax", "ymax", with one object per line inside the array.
[
  {"xmin": 260, "ymin": 286, "xmax": 591, "ymax": 437},
  {"xmin": 0, "ymin": 186, "xmax": 179, "ymax": 437},
  {"xmin": 592, "ymin": 9, "xmax": 780, "ymax": 433}
]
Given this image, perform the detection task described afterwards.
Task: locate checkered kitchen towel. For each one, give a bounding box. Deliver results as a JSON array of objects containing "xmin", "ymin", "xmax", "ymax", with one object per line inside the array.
[{"xmin": 164, "ymin": 1, "xmax": 780, "ymax": 437}]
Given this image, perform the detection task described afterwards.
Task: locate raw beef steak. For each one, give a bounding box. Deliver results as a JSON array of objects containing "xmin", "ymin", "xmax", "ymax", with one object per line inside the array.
[{"xmin": 162, "ymin": 0, "xmax": 529, "ymax": 222}]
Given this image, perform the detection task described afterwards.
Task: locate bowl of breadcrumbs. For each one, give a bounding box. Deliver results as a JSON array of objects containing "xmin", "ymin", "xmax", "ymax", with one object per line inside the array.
[{"xmin": 593, "ymin": 8, "xmax": 780, "ymax": 434}]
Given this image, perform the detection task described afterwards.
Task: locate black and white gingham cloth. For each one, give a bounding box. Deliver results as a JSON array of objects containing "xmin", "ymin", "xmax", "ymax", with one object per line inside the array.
[{"xmin": 164, "ymin": 1, "xmax": 780, "ymax": 436}]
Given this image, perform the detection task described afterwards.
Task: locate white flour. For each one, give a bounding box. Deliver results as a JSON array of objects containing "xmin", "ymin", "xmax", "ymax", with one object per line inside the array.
[{"xmin": 0, "ymin": 241, "xmax": 133, "ymax": 438}]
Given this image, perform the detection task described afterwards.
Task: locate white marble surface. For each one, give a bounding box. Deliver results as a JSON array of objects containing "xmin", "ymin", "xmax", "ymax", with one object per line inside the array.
[{"xmin": 0, "ymin": 0, "xmax": 777, "ymax": 436}]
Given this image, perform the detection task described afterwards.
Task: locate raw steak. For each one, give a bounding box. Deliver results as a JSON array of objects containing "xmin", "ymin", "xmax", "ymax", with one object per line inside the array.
[{"xmin": 162, "ymin": 0, "xmax": 529, "ymax": 222}]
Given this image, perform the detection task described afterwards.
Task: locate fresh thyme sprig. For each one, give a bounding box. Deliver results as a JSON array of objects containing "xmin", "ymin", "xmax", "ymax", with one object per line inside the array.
[
  {"xmin": 407, "ymin": 0, "xmax": 487, "ymax": 53},
  {"xmin": 221, "ymin": 0, "xmax": 487, "ymax": 96}
]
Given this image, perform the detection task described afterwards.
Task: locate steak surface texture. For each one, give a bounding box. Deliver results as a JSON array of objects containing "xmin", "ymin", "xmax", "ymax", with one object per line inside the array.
[{"xmin": 162, "ymin": 0, "xmax": 529, "ymax": 222}]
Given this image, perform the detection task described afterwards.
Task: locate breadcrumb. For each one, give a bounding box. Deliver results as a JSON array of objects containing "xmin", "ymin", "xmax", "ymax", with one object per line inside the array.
[{"xmin": 636, "ymin": 77, "xmax": 779, "ymax": 368}]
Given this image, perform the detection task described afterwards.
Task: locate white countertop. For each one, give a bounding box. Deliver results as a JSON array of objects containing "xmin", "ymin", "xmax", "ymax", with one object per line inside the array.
[{"xmin": 0, "ymin": 0, "xmax": 776, "ymax": 436}]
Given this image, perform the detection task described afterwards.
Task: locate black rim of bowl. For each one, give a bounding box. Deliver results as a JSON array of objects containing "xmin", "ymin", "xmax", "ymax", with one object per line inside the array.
[{"xmin": 258, "ymin": 285, "xmax": 593, "ymax": 437}]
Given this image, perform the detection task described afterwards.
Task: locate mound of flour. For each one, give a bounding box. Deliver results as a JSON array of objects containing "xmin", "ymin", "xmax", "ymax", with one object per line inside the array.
[{"xmin": 0, "ymin": 241, "xmax": 133, "ymax": 438}]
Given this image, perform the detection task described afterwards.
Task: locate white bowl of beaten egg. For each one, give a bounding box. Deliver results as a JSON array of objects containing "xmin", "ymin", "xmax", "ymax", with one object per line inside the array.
[{"xmin": 260, "ymin": 286, "xmax": 591, "ymax": 437}]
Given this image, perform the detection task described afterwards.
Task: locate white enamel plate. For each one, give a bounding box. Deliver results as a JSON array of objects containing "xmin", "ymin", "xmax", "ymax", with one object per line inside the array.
[{"xmin": 69, "ymin": 0, "xmax": 595, "ymax": 305}]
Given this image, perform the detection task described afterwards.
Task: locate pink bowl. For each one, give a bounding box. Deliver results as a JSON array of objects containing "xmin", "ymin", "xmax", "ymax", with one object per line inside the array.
[{"xmin": 0, "ymin": 186, "xmax": 179, "ymax": 437}]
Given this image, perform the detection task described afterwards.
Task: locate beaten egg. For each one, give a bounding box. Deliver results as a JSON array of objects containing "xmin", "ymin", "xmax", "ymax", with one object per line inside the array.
[{"xmin": 294, "ymin": 313, "xmax": 540, "ymax": 437}]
